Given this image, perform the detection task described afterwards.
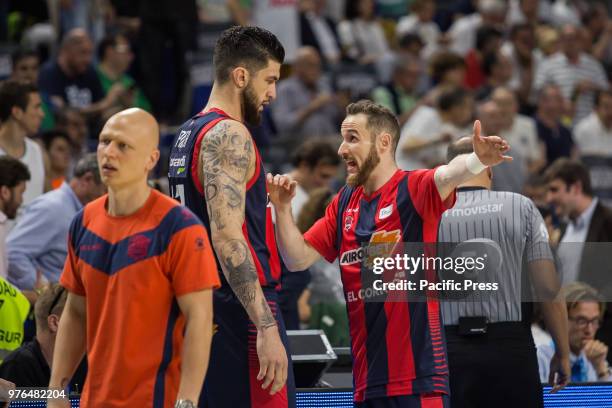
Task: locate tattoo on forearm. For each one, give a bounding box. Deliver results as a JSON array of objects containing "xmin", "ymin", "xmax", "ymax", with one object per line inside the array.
[
  {"xmin": 221, "ymin": 240, "xmax": 258, "ymax": 307},
  {"xmin": 201, "ymin": 121, "xmax": 253, "ymax": 231},
  {"xmin": 260, "ymin": 297, "xmax": 277, "ymax": 329}
]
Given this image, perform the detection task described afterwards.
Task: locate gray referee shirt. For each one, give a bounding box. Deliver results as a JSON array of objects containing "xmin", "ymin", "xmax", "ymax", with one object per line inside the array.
[{"xmin": 438, "ymin": 187, "xmax": 553, "ymax": 326}]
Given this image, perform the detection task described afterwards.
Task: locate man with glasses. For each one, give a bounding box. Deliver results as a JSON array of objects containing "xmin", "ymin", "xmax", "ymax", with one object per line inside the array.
[
  {"xmin": 537, "ymin": 282, "xmax": 612, "ymax": 382},
  {"xmin": 0, "ymin": 284, "xmax": 86, "ymax": 389}
]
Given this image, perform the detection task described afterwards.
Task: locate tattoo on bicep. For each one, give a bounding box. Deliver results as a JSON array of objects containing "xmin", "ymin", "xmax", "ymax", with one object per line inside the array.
[
  {"xmin": 224, "ymin": 184, "xmax": 242, "ymax": 208},
  {"xmin": 201, "ymin": 122, "xmax": 252, "ymax": 231},
  {"xmin": 220, "ymin": 240, "xmax": 258, "ymax": 307}
]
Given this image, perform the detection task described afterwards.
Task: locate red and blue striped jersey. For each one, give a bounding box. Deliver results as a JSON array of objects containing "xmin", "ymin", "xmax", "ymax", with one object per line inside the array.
[
  {"xmin": 304, "ymin": 169, "xmax": 455, "ymax": 402},
  {"xmin": 168, "ymin": 108, "xmax": 281, "ymax": 292}
]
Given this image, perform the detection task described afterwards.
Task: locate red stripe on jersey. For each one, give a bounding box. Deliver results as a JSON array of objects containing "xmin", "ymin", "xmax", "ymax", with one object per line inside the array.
[
  {"xmin": 348, "ymin": 286, "xmax": 369, "ymax": 402},
  {"xmin": 384, "ymin": 299, "xmax": 414, "ymax": 395},
  {"xmin": 265, "ymin": 206, "xmax": 281, "ymax": 284},
  {"xmin": 247, "ymin": 145, "xmax": 262, "ymax": 190},
  {"xmin": 247, "ymin": 301, "xmax": 289, "ymax": 407},
  {"xmin": 420, "ymin": 393, "xmax": 445, "ymax": 408}
]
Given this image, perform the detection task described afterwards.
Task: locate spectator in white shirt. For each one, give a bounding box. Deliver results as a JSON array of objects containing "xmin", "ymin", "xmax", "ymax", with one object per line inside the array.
[
  {"xmin": 396, "ymin": 0, "xmax": 443, "ymax": 60},
  {"xmin": 397, "ymin": 86, "xmax": 473, "ymax": 170},
  {"xmin": 477, "ymin": 99, "xmax": 528, "ymax": 193},
  {"xmin": 551, "ymin": 0, "xmax": 584, "ymax": 27},
  {"xmin": 507, "ymin": 0, "xmax": 551, "ymax": 26},
  {"xmin": 0, "ymin": 80, "xmax": 46, "ymax": 206},
  {"xmin": 337, "ymin": 0, "xmax": 393, "ymax": 80},
  {"xmin": 533, "ymin": 24, "xmax": 609, "ymax": 124},
  {"xmin": 491, "ymin": 87, "xmax": 546, "ymax": 173},
  {"xmin": 574, "ymin": 90, "xmax": 612, "ymax": 157},
  {"xmin": 448, "ymin": 0, "xmax": 507, "ymax": 57}
]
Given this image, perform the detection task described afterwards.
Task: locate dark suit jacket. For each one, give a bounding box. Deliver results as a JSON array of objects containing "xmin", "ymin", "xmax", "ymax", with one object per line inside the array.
[
  {"xmin": 560, "ymin": 201, "xmax": 612, "ymax": 363},
  {"xmin": 299, "ymin": 12, "xmax": 341, "ymax": 62},
  {"xmin": 558, "ymin": 202, "xmax": 612, "ymax": 287}
]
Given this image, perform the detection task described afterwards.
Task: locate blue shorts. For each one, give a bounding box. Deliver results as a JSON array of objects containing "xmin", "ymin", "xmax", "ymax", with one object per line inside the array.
[{"xmin": 200, "ymin": 288, "xmax": 296, "ymax": 408}]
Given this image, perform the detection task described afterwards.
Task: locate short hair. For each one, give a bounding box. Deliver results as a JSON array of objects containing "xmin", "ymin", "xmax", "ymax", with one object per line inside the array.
[
  {"xmin": 437, "ymin": 87, "xmax": 470, "ymax": 112},
  {"xmin": 410, "ymin": 0, "xmax": 433, "ymax": 12},
  {"xmin": 595, "ymin": 89, "xmax": 612, "ymax": 107},
  {"xmin": 398, "ymin": 32, "xmax": 425, "ymax": 49},
  {"xmin": 346, "ymin": 100, "xmax": 400, "ymax": 154},
  {"xmin": 476, "ymin": 26, "xmax": 503, "ymax": 52},
  {"xmin": 563, "ymin": 282, "xmax": 605, "ymax": 316},
  {"xmin": 510, "ymin": 23, "xmax": 533, "ymax": 40},
  {"xmin": 0, "ymin": 156, "xmax": 31, "ymax": 188},
  {"xmin": 296, "ymin": 187, "xmax": 334, "ymax": 233},
  {"xmin": 482, "ymin": 51, "xmax": 502, "ymax": 76},
  {"xmin": 55, "ymin": 107, "xmax": 82, "ymax": 127},
  {"xmin": 446, "ymin": 137, "xmax": 474, "ymax": 162},
  {"xmin": 11, "ymin": 48, "xmax": 38, "ymax": 69},
  {"xmin": 34, "ymin": 284, "xmax": 67, "ymax": 330},
  {"xmin": 97, "ymin": 32, "xmax": 127, "ymax": 61},
  {"xmin": 213, "ymin": 26, "xmax": 285, "ymax": 84},
  {"xmin": 40, "ymin": 129, "xmax": 72, "ymax": 151},
  {"xmin": 291, "ymin": 139, "xmax": 341, "ymax": 168},
  {"xmin": 537, "ymin": 83, "xmax": 561, "ymax": 102},
  {"xmin": 392, "ymin": 55, "xmax": 418, "ymax": 75},
  {"xmin": 478, "ymin": 0, "xmax": 506, "ymax": 14},
  {"xmin": 544, "ymin": 158, "xmax": 593, "ymax": 196},
  {"xmin": 73, "ymin": 153, "xmax": 101, "ymax": 183},
  {"xmin": 430, "ymin": 52, "xmax": 465, "ymax": 83},
  {"xmin": 0, "ymin": 80, "xmax": 39, "ymax": 122}
]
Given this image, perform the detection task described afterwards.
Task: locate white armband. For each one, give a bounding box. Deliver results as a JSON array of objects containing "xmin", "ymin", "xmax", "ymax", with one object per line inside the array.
[{"xmin": 466, "ymin": 152, "xmax": 487, "ymax": 175}]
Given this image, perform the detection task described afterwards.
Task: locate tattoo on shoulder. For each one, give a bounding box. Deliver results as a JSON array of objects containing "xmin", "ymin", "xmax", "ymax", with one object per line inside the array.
[
  {"xmin": 201, "ymin": 122, "xmax": 252, "ymax": 183},
  {"xmin": 220, "ymin": 240, "xmax": 258, "ymax": 307},
  {"xmin": 201, "ymin": 121, "xmax": 254, "ymax": 230}
]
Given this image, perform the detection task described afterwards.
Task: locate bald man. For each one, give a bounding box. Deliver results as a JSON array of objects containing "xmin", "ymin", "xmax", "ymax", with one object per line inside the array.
[
  {"xmin": 49, "ymin": 109, "xmax": 220, "ymax": 408},
  {"xmin": 39, "ymin": 28, "xmax": 125, "ymax": 120}
]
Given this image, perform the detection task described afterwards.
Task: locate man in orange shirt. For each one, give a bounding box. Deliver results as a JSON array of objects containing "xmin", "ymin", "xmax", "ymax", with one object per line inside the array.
[{"xmin": 49, "ymin": 108, "xmax": 220, "ymax": 408}]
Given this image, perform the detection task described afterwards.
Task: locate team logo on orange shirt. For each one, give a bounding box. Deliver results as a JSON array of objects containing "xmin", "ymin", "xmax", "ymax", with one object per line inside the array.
[
  {"xmin": 195, "ymin": 237, "xmax": 205, "ymax": 250},
  {"xmin": 127, "ymin": 234, "xmax": 151, "ymax": 261}
]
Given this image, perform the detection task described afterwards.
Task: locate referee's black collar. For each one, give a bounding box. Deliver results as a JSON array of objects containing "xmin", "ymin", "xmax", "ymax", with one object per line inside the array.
[{"xmin": 456, "ymin": 186, "xmax": 488, "ymax": 192}]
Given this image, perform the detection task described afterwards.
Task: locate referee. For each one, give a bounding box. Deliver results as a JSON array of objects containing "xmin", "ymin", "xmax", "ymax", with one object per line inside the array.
[{"xmin": 438, "ymin": 137, "xmax": 570, "ymax": 408}]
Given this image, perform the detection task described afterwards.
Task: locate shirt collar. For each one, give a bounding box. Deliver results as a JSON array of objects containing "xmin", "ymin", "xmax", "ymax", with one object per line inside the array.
[
  {"xmin": 60, "ymin": 181, "xmax": 84, "ymax": 211},
  {"xmin": 0, "ymin": 210, "xmax": 6, "ymax": 224},
  {"xmin": 572, "ymin": 198, "xmax": 598, "ymax": 229}
]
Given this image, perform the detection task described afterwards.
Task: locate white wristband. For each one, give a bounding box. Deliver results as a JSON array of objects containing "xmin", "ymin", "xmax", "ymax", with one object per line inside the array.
[{"xmin": 466, "ymin": 152, "xmax": 487, "ymax": 175}]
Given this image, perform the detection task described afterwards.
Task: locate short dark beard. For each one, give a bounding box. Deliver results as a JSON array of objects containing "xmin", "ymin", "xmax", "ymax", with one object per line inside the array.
[
  {"xmin": 346, "ymin": 145, "xmax": 380, "ymax": 187},
  {"xmin": 241, "ymin": 83, "xmax": 261, "ymax": 126}
]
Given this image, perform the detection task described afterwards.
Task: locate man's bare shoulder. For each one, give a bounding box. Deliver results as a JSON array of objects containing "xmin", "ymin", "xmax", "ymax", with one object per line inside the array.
[
  {"xmin": 198, "ymin": 118, "xmax": 255, "ymax": 188},
  {"xmin": 204, "ymin": 119, "xmax": 251, "ymax": 145}
]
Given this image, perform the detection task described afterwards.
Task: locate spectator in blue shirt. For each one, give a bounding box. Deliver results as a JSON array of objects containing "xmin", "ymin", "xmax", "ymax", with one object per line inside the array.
[{"xmin": 6, "ymin": 154, "xmax": 105, "ymax": 290}]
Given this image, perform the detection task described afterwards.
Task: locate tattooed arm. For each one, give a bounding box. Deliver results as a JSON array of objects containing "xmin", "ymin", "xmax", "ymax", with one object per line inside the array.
[{"xmin": 198, "ymin": 120, "xmax": 287, "ymax": 394}]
